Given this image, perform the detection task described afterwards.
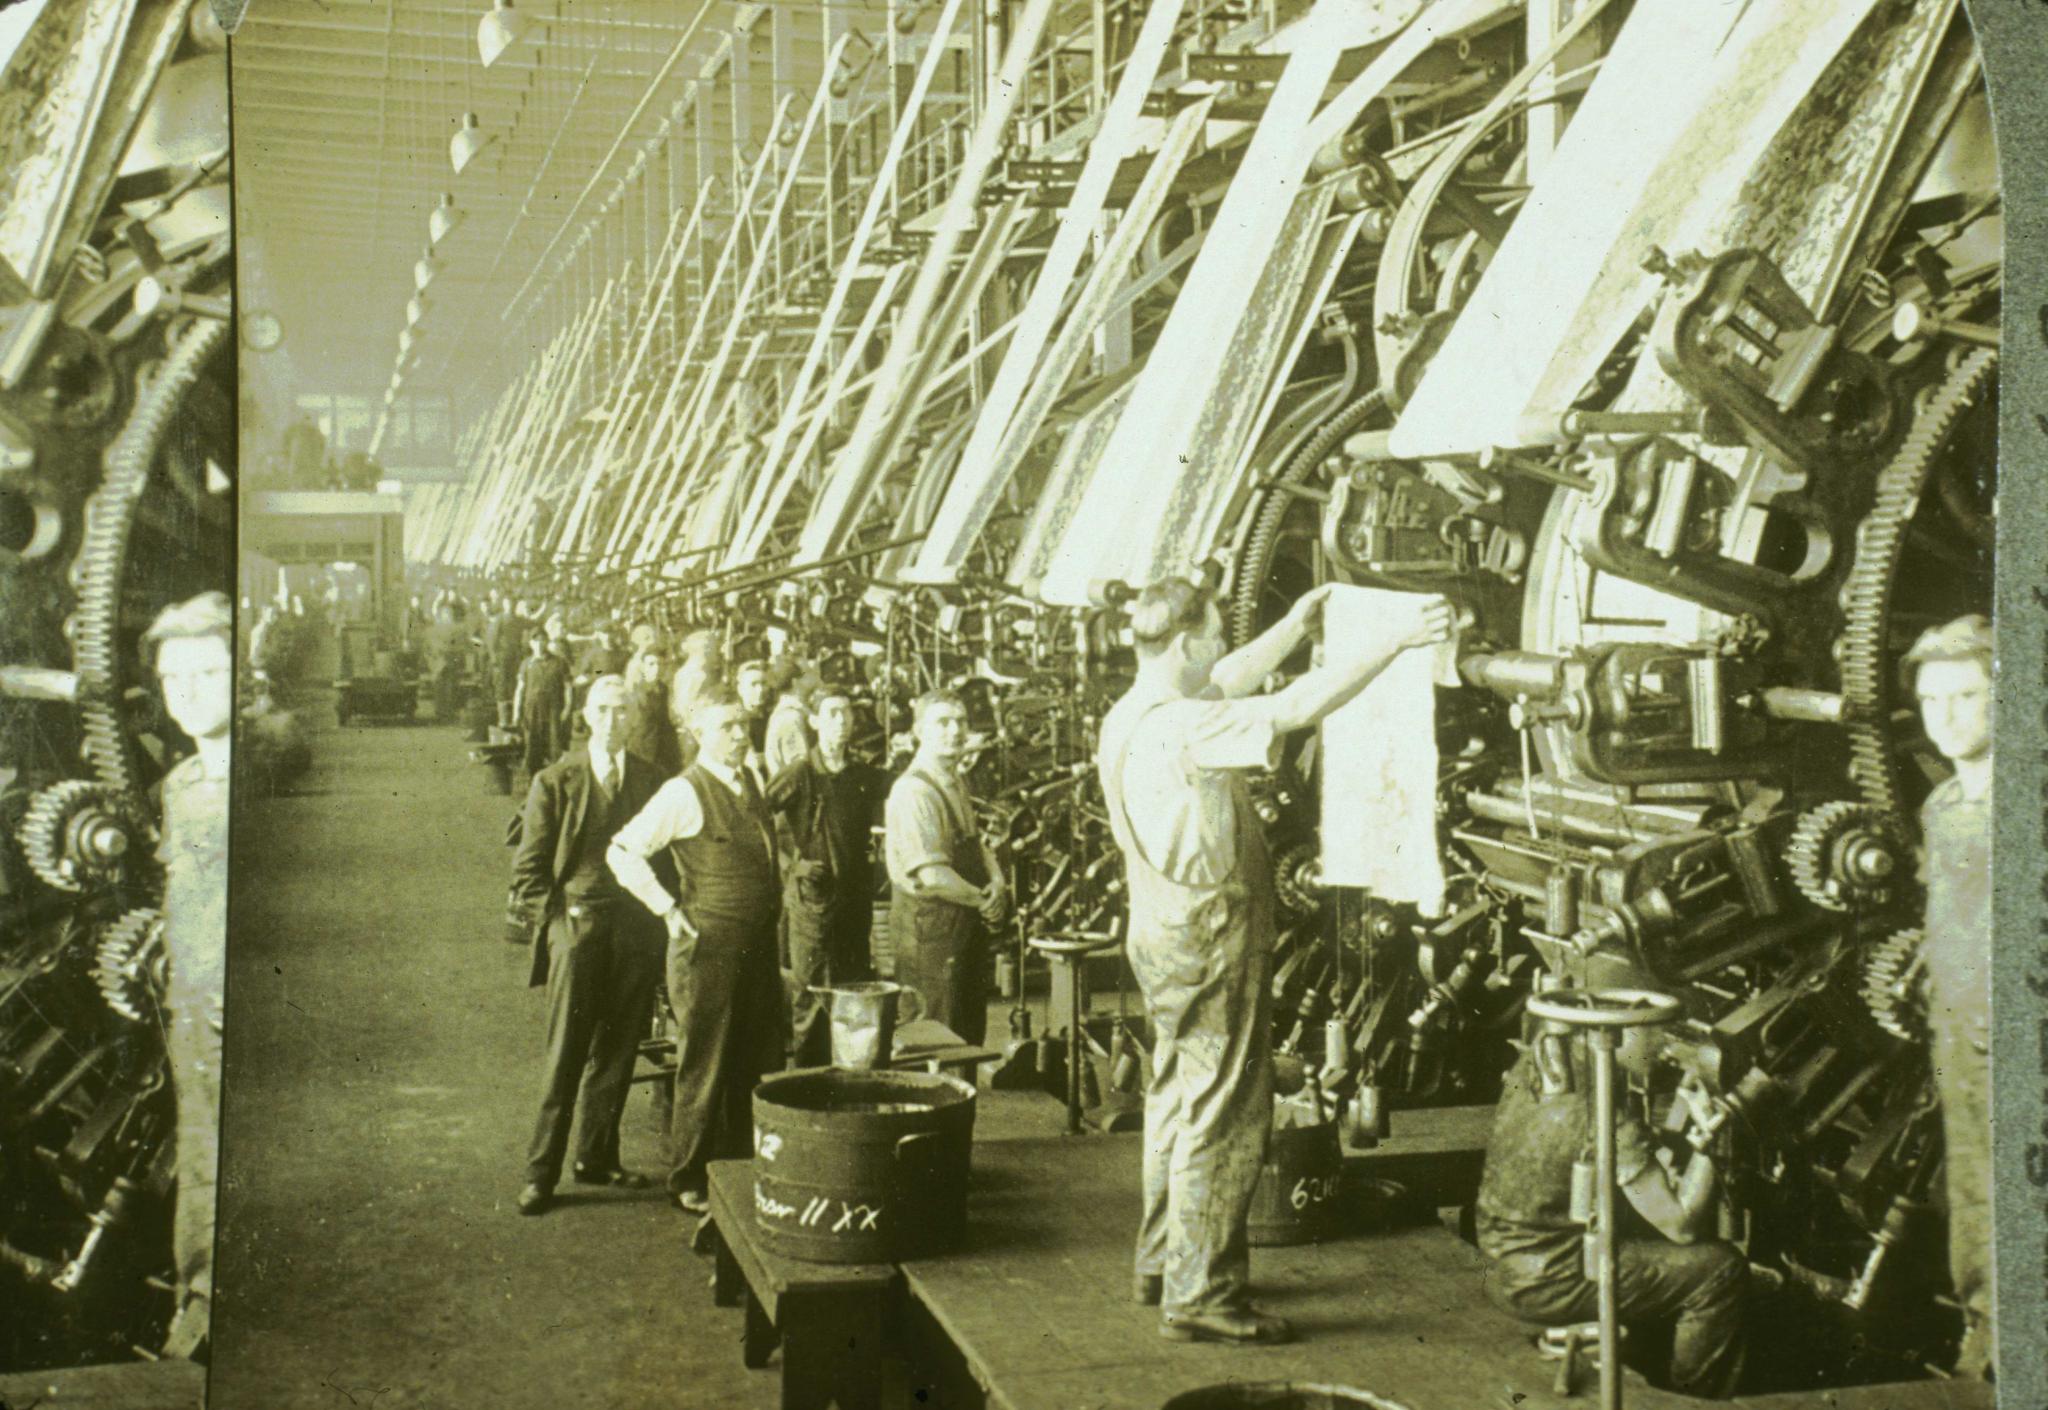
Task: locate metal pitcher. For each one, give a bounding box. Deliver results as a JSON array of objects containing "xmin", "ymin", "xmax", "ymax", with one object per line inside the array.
[{"xmin": 811, "ymin": 981, "xmax": 925, "ymax": 1069}]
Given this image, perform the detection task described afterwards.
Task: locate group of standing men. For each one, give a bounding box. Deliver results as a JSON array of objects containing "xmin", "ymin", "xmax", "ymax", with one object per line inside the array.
[{"xmin": 503, "ymin": 613, "xmax": 1009, "ymax": 1217}]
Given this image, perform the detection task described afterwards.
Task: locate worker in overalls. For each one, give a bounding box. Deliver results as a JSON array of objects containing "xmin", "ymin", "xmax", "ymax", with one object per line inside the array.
[
  {"xmin": 1907, "ymin": 614, "xmax": 1994, "ymax": 1379},
  {"xmin": 147, "ymin": 592, "xmax": 233, "ymax": 1360},
  {"xmin": 884, "ymin": 690, "xmax": 1007, "ymax": 1046},
  {"xmin": 1097, "ymin": 577, "xmax": 1450, "ymax": 1345}
]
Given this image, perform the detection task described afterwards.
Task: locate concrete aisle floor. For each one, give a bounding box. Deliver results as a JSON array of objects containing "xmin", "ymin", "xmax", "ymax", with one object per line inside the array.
[{"xmin": 211, "ymin": 700, "xmax": 1076, "ymax": 1409}]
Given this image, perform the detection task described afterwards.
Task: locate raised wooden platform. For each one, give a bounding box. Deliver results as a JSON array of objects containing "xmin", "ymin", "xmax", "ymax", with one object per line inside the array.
[
  {"xmin": 900, "ymin": 1130, "xmax": 1994, "ymax": 1410},
  {"xmin": 705, "ymin": 1160, "xmax": 902, "ymax": 1410}
]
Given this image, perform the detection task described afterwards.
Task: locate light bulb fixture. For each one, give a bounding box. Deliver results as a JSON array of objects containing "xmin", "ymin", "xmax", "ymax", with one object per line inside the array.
[
  {"xmin": 384, "ymin": 387, "xmax": 398, "ymax": 407},
  {"xmin": 398, "ymin": 327, "xmax": 416, "ymax": 356},
  {"xmin": 477, "ymin": 0, "xmax": 530, "ymax": 68},
  {"xmin": 413, "ymin": 254, "xmax": 436, "ymax": 292},
  {"xmin": 406, "ymin": 294, "xmax": 427, "ymax": 326},
  {"xmin": 450, "ymin": 111, "xmax": 493, "ymax": 175},
  {"xmin": 428, "ymin": 192, "xmax": 462, "ymax": 246}
]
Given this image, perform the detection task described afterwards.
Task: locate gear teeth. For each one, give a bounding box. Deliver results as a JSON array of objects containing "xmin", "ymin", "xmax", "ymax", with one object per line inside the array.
[
  {"xmin": 1859, "ymin": 928, "xmax": 1923, "ymax": 1041},
  {"xmin": 71, "ymin": 317, "xmax": 228, "ymax": 795},
  {"xmin": 1785, "ymin": 800, "xmax": 1910, "ymax": 912},
  {"xmin": 1834, "ymin": 348, "xmax": 1997, "ymax": 812},
  {"xmin": 18, "ymin": 779, "xmax": 142, "ymax": 892},
  {"xmin": 94, "ymin": 908, "xmax": 166, "ymax": 1023}
]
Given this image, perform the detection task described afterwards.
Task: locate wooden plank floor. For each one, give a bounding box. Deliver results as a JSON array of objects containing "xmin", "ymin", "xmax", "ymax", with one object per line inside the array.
[
  {"xmin": 903, "ymin": 1132, "xmax": 1993, "ymax": 1410},
  {"xmin": 0, "ymin": 1359, "xmax": 206, "ymax": 1409}
]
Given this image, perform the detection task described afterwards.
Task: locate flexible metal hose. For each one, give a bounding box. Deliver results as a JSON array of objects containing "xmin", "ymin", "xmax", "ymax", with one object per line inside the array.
[{"xmin": 1228, "ymin": 390, "xmax": 1388, "ymax": 647}]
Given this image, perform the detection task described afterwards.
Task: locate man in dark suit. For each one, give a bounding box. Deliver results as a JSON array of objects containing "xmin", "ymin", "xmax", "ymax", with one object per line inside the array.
[{"xmin": 509, "ymin": 675, "xmax": 665, "ymax": 1215}]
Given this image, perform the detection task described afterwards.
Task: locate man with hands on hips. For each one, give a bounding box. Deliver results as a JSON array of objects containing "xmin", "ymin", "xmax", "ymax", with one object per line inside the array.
[
  {"xmin": 1096, "ymin": 577, "xmax": 1452, "ymax": 1346},
  {"xmin": 609, "ymin": 690, "xmax": 785, "ymax": 1214}
]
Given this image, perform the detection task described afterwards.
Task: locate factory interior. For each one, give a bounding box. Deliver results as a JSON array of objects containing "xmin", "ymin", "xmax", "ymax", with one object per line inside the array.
[{"xmin": 0, "ymin": 0, "xmax": 2011, "ymax": 1406}]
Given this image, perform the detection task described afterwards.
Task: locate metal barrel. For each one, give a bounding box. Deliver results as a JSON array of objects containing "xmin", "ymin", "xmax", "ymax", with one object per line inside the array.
[
  {"xmin": 751, "ymin": 1067, "xmax": 977, "ymax": 1263},
  {"xmin": 1246, "ymin": 1119, "xmax": 1345, "ymax": 1247}
]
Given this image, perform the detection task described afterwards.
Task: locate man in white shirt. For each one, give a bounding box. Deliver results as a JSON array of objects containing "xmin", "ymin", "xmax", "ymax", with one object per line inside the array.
[
  {"xmin": 609, "ymin": 690, "xmax": 785, "ymax": 1213},
  {"xmin": 1097, "ymin": 577, "xmax": 1450, "ymax": 1344}
]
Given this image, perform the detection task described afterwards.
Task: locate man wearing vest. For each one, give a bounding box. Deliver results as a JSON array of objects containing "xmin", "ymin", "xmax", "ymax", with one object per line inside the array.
[
  {"xmin": 884, "ymin": 690, "xmax": 1008, "ymax": 1046},
  {"xmin": 510, "ymin": 675, "xmax": 665, "ymax": 1216},
  {"xmin": 609, "ymin": 690, "xmax": 785, "ymax": 1213},
  {"xmin": 1097, "ymin": 577, "xmax": 1451, "ymax": 1345}
]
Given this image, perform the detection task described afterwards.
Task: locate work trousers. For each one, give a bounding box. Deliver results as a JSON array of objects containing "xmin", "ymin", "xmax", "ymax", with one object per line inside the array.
[
  {"xmin": 890, "ymin": 893, "xmax": 987, "ymax": 1046},
  {"xmin": 166, "ymin": 996, "xmax": 222, "ymax": 1308},
  {"xmin": 1128, "ymin": 893, "xmax": 1273, "ymax": 1317},
  {"xmin": 1934, "ymin": 1023, "xmax": 1994, "ymax": 1376},
  {"xmin": 788, "ymin": 886, "xmax": 875, "ymax": 1068},
  {"xmin": 667, "ymin": 914, "xmax": 785, "ymax": 1194},
  {"xmin": 525, "ymin": 903, "xmax": 661, "ymax": 1187},
  {"xmin": 1485, "ymin": 1240, "xmax": 1749, "ymax": 1399}
]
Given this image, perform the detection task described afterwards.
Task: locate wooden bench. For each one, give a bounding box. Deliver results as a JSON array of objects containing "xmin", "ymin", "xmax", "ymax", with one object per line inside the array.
[
  {"xmin": 702, "ymin": 1159, "xmax": 901, "ymax": 1410},
  {"xmin": 887, "ymin": 1018, "xmax": 999, "ymax": 1082}
]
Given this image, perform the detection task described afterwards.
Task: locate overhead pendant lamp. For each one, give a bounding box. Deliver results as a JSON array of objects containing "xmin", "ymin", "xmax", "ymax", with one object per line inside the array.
[
  {"xmin": 398, "ymin": 327, "xmax": 416, "ymax": 356},
  {"xmin": 406, "ymin": 294, "xmax": 427, "ymax": 326},
  {"xmin": 450, "ymin": 112, "xmax": 494, "ymax": 175},
  {"xmin": 428, "ymin": 192, "xmax": 462, "ymax": 246},
  {"xmin": 477, "ymin": 0, "xmax": 530, "ymax": 68},
  {"xmin": 384, "ymin": 386, "xmax": 399, "ymax": 407},
  {"xmin": 413, "ymin": 254, "xmax": 437, "ymax": 292}
]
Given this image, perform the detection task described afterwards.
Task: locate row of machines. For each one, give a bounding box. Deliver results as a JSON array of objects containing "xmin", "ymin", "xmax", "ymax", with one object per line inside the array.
[
  {"xmin": 0, "ymin": 0, "xmax": 236, "ymax": 1370},
  {"xmin": 496, "ymin": 0, "xmax": 1999, "ymax": 1388}
]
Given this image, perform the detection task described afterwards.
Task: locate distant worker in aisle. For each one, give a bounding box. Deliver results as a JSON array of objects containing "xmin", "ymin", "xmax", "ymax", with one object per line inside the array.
[
  {"xmin": 148, "ymin": 592, "xmax": 234, "ymax": 1360},
  {"xmin": 884, "ymin": 690, "xmax": 1007, "ymax": 1046},
  {"xmin": 767, "ymin": 684, "xmax": 892, "ymax": 1066},
  {"xmin": 514, "ymin": 619, "xmax": 573, "ymax": 776},
  {"xmin": 734, "ymin": 657, "xmax": 774, "ymax": 786},
  {"xmin": 507, "ymin": 676, "xmax": 665, "ymax": 1216},
  {"xmin": 621, "ymin": 635, "xmax": 681, "ymax": 778},
  {"xmin": 762, "ymin": 658, "xmax": 814, "ymax": 780},
  {"xmin": 1096, "ymin": 577, "xmax": 1450, "ymax": 1345},
  {"xmin": 1908, "ymin": 613, "xmax": 1994, "ymax": 1379},
  {"xmin": 1476, "ymin": 1016, "xmax": 1748, "ymax": 1398},
  {"xmin": 668, "ymin": 628, "xmax": 726, "ymax": 771},
  {"xmin": 608, "ymin": 690, "xmax": 785, "ymax": 1214}
]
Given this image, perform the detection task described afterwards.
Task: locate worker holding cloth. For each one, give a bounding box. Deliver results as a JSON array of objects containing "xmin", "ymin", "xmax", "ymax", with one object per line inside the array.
[
  {"xmin": 1906, "ymin": 613, "xmax": 1994, "ymax": 1379},
  {"xmin": 884, "ymin": 690, "xmax": 1008, "ymax": 1046},
  {"xmin": 609, "ymin": 690, "xmax": 785, "ymax": 1214},
  {"xmin": 1097, "ymin": 577, "xmax": 1451, "ymax": 1345}
]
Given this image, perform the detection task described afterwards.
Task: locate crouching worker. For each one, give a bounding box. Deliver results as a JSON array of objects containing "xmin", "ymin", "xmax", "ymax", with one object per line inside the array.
[{"xmin": 1476, "ymin": 1016, "xmax": 1748, "ymax": 1399}]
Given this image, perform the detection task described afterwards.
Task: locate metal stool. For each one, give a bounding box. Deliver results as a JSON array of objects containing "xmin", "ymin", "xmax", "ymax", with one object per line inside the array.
[
  {"xmin": 1525, "ymin": 987, "xmax": 1680, "ymax": 1410},
  {"xmin": 1027, "ymin": 932, "xmax": 1120, "ymax": 1134}
]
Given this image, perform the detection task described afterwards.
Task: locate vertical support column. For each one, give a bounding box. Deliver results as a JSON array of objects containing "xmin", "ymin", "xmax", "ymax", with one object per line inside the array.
[{"xmin": 1525, "ymin": 0, "xmax": 1597, "ymax": 181}]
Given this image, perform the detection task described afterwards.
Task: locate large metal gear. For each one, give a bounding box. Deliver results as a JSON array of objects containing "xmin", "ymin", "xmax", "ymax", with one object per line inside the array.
[
  {"xmin": 1785, "ymin": 801, "xmax": 1912, "ymax": 912},
  {"xmin": 1274, "ymin": 841, "xmax": 1323, "ymax": 916},
  {"xmin": 17, "ymin": 778, "xmax": 150, "ymax": 893},
  {"xmin": 93, "ymin": 908, "xmax": 166, "ymax": 1023},
  {"xmin": 1860, "ymin": 928, "xmax": 1923, "ymax": 1041},
  {"xmin": 68, "ymin": 316, "xmax": 230, "ymax": 797},
  {"xmin": 1836, "ymin": 347, "xmax": 1997, "ymax": 814}
]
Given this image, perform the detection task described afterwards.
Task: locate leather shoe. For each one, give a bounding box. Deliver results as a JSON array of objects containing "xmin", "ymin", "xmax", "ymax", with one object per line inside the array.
[
  {"xmin": 674, "ymin": 1186, "xmax": 710, "ymax": 1215},
  {"xmin": 1133, "ymin": 1273, "xmax": 1163, "ymax": 1306},
  {"xmin": 516, "ymin": 1184, "xmax": 552, "ymax": 1216},
  {"xmin": 574, "ymin": 1164, "xmax": 654, "ymax": 1189},
  {"xmin": 1160, "ymin": 1308, "xmax": 1294, "ymax": 1345}
]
